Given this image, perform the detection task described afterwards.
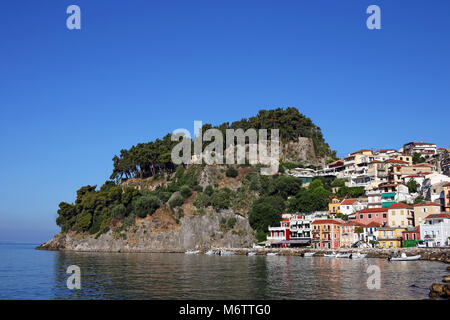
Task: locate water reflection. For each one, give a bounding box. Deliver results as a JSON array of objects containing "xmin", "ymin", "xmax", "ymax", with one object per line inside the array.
[{"xmin": 48, "ymin": 252, "xmax": 445, "ymax": 300}]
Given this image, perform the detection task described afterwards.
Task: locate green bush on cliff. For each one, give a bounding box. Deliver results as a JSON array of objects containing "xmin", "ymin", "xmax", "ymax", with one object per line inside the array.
[
  {"xmin": 249, "ymin": 195, "xmax": 285, "ymax": 235},
  {"xmin": 111, "ymin": 203, "xmax": 128, "ymax": 218},
  {"xmin": 225, "ymin": 167, "xmax": 238, "ymax": 178},
  {"xmin": 180, "ymin": 185, "xmax": 192, "ymax": 199},
  {"xmin": 169, "ymin": 194, "xmax": 185, "ymax": 208},
  {"xmin": 75, "ymin": 213, "xmax": 92, "ymax": 231},
  {"xmin": 132, "ymin": 195, "xmax": 160, "ymax": 218}
]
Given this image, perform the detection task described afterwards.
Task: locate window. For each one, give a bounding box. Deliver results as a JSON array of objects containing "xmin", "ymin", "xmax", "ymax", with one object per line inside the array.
[
  {"xmin": 360, "ymin": 215, "xmax": 363, "ymax": 219},
  {"xmin": 368, "ymin": 214, "xmax": 372, "ymax": 219},
  {"xmin": 383, "ymin": 214, "xmax": 387, "ymax": 218}
]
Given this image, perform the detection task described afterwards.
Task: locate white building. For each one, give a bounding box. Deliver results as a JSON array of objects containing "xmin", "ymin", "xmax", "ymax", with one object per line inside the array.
[
  {"xmin": 420, "ymin": 213, "xmax": 450, "ymax": 247},
  {"xmin": 339, "ymin": 199, "xmax": 366, "ymax": 216},
  {"xmin": 366, "ymin": 189, "xmax": 382, "ymax": 208},
  {"xmin": 403, "ymin": 142, "xmax": 437, "ymax": 156}
]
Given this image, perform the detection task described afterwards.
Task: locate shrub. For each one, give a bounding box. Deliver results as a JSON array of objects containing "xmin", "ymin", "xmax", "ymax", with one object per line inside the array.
[
  {"xmin": 132, "ymin": 195, "xmax": 160, "ymax": 218},
  {"xmin": 75, "ymin": 213, "xmax": 92, "ymax": 231},
  {"xmin": 169, "ymin": 194, "xmax": 185, "ymax": 208},
  {"xmin": 225, "ymin": 167, "xmax": 238, "ymax": 178},
  {"xmin": 111, "ymin": 204, "xmax": 128, "ymax": 218},
  {"xmin": 180, "ymin": 185, "xmax": 192, "ymax": 199},
  {"xmin": 122, "ymin": 214, "xmax": 135, "ymax": 228},
  {"xmin": 226, "ymin": 217, "xmax": 237, "ymax": 229}
]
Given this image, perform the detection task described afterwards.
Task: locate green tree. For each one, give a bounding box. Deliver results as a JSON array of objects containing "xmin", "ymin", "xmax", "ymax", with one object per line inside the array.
[
  {"xmin": 225, "ymin": 167, "xmax": 238, "ymax": 178},
  {"xmin": 180, "ymin": 185, "xmax": 193, "ymax": 199},
  {"xmin": 249, "ymin": 195, "xmax": 285, "ymax": 234},
  {"xmin": 406, "ymin": 178, "xmax": 420, "ymax": 193},
  {"xmin": 169, "ymin": 194, "xmax": 185, "ymax": 208},
  {"xmin": 132, "ymin": 195, "xmax": 160, "ymax": 218},
  {"xmin": 412, "ymin": 153, "xmax": 425, "ymax": 164}
]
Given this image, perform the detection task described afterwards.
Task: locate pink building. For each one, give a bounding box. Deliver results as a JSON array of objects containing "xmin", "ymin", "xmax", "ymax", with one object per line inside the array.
[{"xmin": 350, "ymin": 207, "xmax": 389, "ymax": 227}]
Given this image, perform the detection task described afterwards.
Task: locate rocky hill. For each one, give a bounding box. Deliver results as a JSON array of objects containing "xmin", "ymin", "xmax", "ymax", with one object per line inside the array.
[{"xmin": 38, "ymin": 107, "xmax": 336, "ymax": 252}]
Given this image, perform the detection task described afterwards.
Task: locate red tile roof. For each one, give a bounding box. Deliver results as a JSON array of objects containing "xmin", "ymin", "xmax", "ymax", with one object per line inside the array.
[
  {"xmin": 350, "ymin": 149, "xmax": 372, "ymax": 155},
  {"xmin": 385, "ymin": 160, "xmax": 409, "ymax": 164},
  {"xmin": 312, "ymin": 219, "xmax": 345, "ymax": 225},
  {"xmin": 364, "ymin": 221, "xmax": 383, "ymax": 228},
  {"xmin": 414, "ymin": 201, "xmax": 441, "ymax": 207},
  {"xmin": 408, "ymin": 142, "xmax": 436, "ymax": 146},
  {"xmin": 357, "ymin": 207, "xmax": 389, "ymax": 213},
  {"xmin": 341, "ymin": 199, "xmax": 357, "ymax": 205},
  {"xmin": 425, "ymin": 213, "xmax": 450, "ymax": 219},
  {"xmin": 388, "ymin": 203, "xmax": 413, "ymax": 209}
]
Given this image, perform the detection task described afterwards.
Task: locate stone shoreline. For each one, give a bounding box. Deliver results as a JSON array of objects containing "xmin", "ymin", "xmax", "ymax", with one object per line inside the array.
[{"xmin": 36, "ymin": 241, "xmax": 450, "ymax": 263}]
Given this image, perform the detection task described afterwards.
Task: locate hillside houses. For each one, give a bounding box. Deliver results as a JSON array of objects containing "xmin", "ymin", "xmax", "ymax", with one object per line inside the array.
[{"xmin": 266, "ymin": 141, "xmax": 450, "ymax": 249}]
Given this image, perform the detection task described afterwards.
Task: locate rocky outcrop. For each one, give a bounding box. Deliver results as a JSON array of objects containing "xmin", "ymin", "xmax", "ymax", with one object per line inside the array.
[{"xmin": 37, "ymin": 209, "xmax": 255, "ymax": 253}]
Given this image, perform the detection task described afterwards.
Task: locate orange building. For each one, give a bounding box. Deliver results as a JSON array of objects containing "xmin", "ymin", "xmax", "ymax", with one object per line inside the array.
[{"xmin": 311, "ymin": 219, "xmax": 345, "ymax": 250}]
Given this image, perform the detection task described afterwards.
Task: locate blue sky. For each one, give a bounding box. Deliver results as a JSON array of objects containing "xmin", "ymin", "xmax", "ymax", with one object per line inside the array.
[{"xmin": 0, "ymin": 0, "xmax": 449, "ymax": 243}]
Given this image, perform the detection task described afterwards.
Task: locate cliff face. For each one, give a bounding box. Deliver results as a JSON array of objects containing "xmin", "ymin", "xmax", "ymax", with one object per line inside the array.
[
  {"xmin": 38, "ymin": 209, "xmax": 255, "ymax": 252},
  {"xmin": 281, "ymin": 137, "xmax": 325, "ymax": 167}
]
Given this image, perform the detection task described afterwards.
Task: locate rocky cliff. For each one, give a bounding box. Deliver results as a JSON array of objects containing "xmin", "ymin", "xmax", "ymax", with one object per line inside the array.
[{"xmin": 38, "ymin": 209, "xmax": 255, "ymax": 252}]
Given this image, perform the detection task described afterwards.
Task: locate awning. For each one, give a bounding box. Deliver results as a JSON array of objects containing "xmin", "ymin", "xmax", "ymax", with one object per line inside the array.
[{"xmin": 281, "ymin": 239, "xmax": 310, "ymax": 244}]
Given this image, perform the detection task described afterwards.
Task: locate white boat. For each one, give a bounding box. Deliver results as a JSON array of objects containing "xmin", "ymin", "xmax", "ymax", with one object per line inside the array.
[
  {"xmin": 246, "ymin": 252, "xmax": 257, "ymax": 256},
  {"xmin": 388, "ymin": 253, "xmax": 421, "ymax": 261},
  {"xmin": 324, "ymin": 252, "xmax": 337, "ymax": 257},
  {"xmin": 266, "ymin": 252, "xmax": 278, "ymax": 256},
  {"xmin": 185, "ymin": 250, "xmax": 200, "ymax": 254},
  {"xmin": 205, "ymin": 250, "xmax": 215, "ymax": 255},
  {"xmin": 303, "ymin": 252, "xmax": 315, "ymax": 257},
  {"xmin": 336, "ymin": 252, "xmax": 351, "ymax": 258},
  {"xmin": 220, "ymin": 251, "xmax": 235, "ymax": 255},
  {"xmin": 350, "ymin": 252, "xmax": 367, "ymax": 259}
]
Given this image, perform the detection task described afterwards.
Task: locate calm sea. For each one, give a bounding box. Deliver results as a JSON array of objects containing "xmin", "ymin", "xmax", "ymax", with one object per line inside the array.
[{"xmin": 0, "ymin": 243, "xmax": 446, "ymax": 300}]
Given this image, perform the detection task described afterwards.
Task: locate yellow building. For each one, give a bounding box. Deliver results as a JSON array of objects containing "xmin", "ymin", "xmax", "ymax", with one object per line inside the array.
[
  {"xmin": 377, "ymin": 227, "xmax": 406, "ymax": 248},
  {"xmin": 387, "ymin": 203, "xmax": 414, "ymax": 227},
  {"xmin": 397, "ymin": 155, "xmax": 412, "ymax": 165},
  {"xmin": 328, "ymin": 197, "xmax": 341, "ymax": 216},
  {"xmin": 413, "ymin": 201, "xmax": 441, "ymax": 226}
]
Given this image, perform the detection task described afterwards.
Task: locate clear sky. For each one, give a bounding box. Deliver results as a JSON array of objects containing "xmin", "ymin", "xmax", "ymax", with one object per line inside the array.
[{"xmin": 0, "ymin": 0, "xmax": 449, "ymax": 243}]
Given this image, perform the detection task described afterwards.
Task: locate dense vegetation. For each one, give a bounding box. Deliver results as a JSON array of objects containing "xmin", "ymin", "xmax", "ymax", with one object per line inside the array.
[
  {"xmin": 56, "ymin": 165, "xmax": 202, "ymax": 236},
  {"xmin": 56, "ymin": 107, "xmax": 345, "ymax": 242},
  {"xmin": 110, "ymin": 107, "xmax": 336, "ymax": 182}
]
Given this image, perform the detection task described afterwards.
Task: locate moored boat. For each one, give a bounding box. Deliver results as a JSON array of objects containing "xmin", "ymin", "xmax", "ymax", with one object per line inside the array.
[
  {"xmin": 246, "ymin": 252, "xmax": 257, "ymax": 256},
  {"xmin": 324, "ymin": 252, "xmax": 337, "ymax": 257},
  {"xmin": 388, "ymin": 253, "xmax": 421, "ymax": 261},
  {"xmin": 336, "ymin": 252, "xmax": 351, "ymax": 258},
  {"xmin": 350, "ymin": 252, "xmax": 367, "ymax": 259},
  {"xmin": 303, "ymin": 252, "xmax": 315, "ymax": 257},
  {"xmin": 266, "ymin": 252, "xmax": 278, "ymax": 256},
  {"xmin": 185, "ymin": 250, "xmax": 200, "ymax": 254},
  {"xmin": 220, "ymin": 251, "xmax": 235, "ymax": 255},
  {"xmin": 205, "ymin": 250, "xmax": 215, "ymax": 255}
]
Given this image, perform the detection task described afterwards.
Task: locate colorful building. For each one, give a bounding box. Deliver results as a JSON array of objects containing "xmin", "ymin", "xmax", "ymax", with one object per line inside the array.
[
  {"xmin": 328, "ymin": 197, "xmax": 341, "ymax": 216},
  {"xmin": 441, "ymin": 183, "xmax": 450, "ymax": 212},
  {"xmin": 311, "ymin": 219, "xmax": 345, "ymax": 250},
  {"xmin": 420, "ymin": 213, "xmax": 450, "ymax": 247},
  {"xmin": 402, "ymin": 226, "xmax": 421, "ymax": 247},
  {"xmin": 377, "ymin": 227, "xmax": 407, "ymax": 248},
  {"xmin": 413, "ymin": 201, "xmax": 441, "ymax": 226},
  {"xmin": 350, "ymin": 207, "xmax": 388, "ymax": 226},
  {"xmin": 387, "ymin": 203, "xmax": 414, "ymax": 227}
]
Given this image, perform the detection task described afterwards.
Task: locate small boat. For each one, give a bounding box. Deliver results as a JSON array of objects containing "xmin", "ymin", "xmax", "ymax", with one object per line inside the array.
[
  {"xmin": 220, "ymin": 251, "xmax": 235, "ymax": 255},
  {"xmin": 205, "ymin": 250, "xmax": 215, "ymax": 255},
  {"xmin": 324, "ymin": 252, "xmax": 337, "ymax": 258},
  {"xmin": 350, "ymin": 252, "xmax": 367, "ymax": 259},
  {"xmin": 266, "ymin": 252, "xmax": 278, "ymax": 256},
  {"xmin": 303, "ymin": 252, "xmax": 315, "ymax": 257},
  {"xmin": 246, "ymin": 252, "xmax": 257, "ymax": 256},
  {"xmin": 388, "ymin": 253, "xmax": 421, "ymax": 261},
  {"xmin": 336, "ymin": 252, "xmax": 351, "ymax": 258},
  {"xmin": 185, "ymin": 250, "xmax": 200, "ymax": 254}
]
